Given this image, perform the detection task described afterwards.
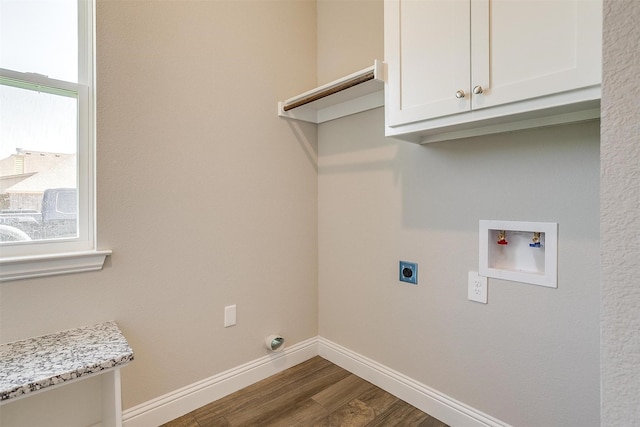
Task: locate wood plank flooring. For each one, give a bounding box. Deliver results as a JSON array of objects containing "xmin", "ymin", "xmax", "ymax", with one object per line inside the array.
[{"xmin": 161, "ymin": 356, "xmax": 449, "ymax": 427}]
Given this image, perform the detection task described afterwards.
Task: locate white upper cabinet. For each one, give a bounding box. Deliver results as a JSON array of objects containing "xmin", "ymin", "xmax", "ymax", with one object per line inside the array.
[
  {"xmin": 385, "ymin": 0, "xmax": 472, "ymax": 125},
  {"xmin": 384, "ymin": 0, "xmax": 602, "ymax": 143}
]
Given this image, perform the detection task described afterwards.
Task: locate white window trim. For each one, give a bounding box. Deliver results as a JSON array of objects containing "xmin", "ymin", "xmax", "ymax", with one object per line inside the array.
[
  {"xmin": 0, "ymin": 0, "xmax": 110, "ymax": 282},
  {"xmin": 0, "ymin": 250, "xmax": 112, "ymax": 282}
]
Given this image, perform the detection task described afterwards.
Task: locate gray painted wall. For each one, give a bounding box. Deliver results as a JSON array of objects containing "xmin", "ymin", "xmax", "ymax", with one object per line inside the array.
[
  {"xmin": 317, "ymin": 1, "xmax": 601, "ymax": 425},
  {"xmin": 601, "ymin": 0, "xmax": 640, "ymax": 425},
  {"xmin": 1, "ymin": 2, "xmax": 318, "ymax": 424},
  {"xmin": 318, "ymin": 111, "xmax": 600, "ymax": 426}
]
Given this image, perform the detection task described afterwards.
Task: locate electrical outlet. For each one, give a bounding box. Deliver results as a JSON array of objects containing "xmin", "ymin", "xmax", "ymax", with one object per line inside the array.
[
  {"xmin": 468, "ymin": 271, "xmax": 488, "ymax": 304},
  {"xmin": 224, "ymin": 305, "xmax": 237, "ymax": 327},
  {"xmin": 399, "ymin": 261, "xmax": 418, "ymax": 285}
]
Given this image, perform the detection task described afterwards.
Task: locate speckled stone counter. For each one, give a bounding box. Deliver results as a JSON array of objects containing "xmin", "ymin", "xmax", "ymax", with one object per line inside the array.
[{"xmin": 0, "ymin": 321, "xmax": 134, "ymax": 403}]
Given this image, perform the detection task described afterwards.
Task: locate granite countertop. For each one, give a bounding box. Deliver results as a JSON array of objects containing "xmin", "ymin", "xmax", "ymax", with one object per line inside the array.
[{"xmin": 0, "ymin": 321, "xmax": 134, "ymax": 402}]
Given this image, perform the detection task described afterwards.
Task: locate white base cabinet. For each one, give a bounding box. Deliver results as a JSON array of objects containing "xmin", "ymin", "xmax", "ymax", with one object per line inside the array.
[{"xmin": 384, "ymin": 0, "xmax": 602, "ymax": 143}]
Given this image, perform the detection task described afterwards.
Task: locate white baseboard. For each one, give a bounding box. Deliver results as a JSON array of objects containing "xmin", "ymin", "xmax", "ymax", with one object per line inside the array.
[
  {"xmin": 318, "ymin": 337, "xmax": 511, "ymax": 427},
  {"xmin": 122, "ymin": 337, "xmax": 318, "ymax": 427},
  {"xmin": 122, "ymin": 336, "xmax": 508, "ymax": 427}
]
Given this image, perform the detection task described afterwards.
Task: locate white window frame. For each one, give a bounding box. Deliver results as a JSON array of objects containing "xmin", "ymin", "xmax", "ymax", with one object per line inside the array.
[{"xmin": 0, "ymin": 0, "xmax": 110, "ymax": 282}]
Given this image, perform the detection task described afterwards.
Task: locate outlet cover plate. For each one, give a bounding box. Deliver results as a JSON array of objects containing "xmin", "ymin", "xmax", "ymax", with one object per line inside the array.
[
  {"xmin": 224, "ymin": 305, "xmax": 237, "ymax": 327},
  {"xmin": 399, "ymin": 261, "xmax": 418, "ymax": 285},
  {"xmin": 468, "ymin": 271, "xmax": 488, "ymax": 303}
]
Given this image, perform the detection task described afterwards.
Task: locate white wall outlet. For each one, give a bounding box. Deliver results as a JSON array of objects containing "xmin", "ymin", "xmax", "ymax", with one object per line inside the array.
[
  {"xmin": 224, "ymin": 305, "xmax": 237, "ymax": 327},
  {"xmin": 468, "ymin": 271, "xmax": 488, "ymax": 304}
]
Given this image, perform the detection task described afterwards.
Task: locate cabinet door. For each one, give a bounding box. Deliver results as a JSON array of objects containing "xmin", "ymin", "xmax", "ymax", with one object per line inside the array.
[
  {"xmin": 471, "ymin": 0, "xmax": 602, "ymax": 110},
  {"xmin": 385, "ymin": 0, "xmax": 471, "ymax": 127}
]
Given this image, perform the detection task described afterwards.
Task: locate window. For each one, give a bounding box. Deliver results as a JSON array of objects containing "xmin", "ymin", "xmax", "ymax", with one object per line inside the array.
[{"xmin": 0, "ymin": 0, "xmax": 109, "ymax": 281}]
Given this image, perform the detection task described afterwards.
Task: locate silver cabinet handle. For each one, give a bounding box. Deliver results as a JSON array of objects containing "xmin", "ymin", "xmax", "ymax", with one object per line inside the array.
[
  {"xmin": 473, "ymin": 85, "xmax": 484, "ymax": 95},
  {"xmin": 455, "ymin": 90, "xmax": 466, "ymax": 99}
]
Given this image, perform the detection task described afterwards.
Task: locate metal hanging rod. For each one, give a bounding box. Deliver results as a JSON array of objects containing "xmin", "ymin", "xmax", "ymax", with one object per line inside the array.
[
  {"xmin": 281, "ymin": 70, "xmax": 376, "ymax": 112},
  {"xmin": 277, "ymin": 60, "xmax": 384, "ymax": 124}
]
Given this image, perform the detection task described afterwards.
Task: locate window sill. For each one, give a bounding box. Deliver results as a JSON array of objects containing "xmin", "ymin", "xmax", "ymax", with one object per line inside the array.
[{"xmin": 0, "ymin": 250, "xmax": 112, "ymax": 282}]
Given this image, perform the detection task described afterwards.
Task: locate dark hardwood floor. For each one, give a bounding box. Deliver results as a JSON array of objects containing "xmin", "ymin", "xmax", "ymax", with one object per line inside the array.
[{"xmin": 161, "ymin": 356, "xmax": 449, "ymax": 427}]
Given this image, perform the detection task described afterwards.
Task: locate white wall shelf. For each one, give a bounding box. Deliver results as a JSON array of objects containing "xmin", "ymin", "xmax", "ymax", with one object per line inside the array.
[{"xmin": 278, "ymin": 60, "xmax": 384, "ymax": 124}]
